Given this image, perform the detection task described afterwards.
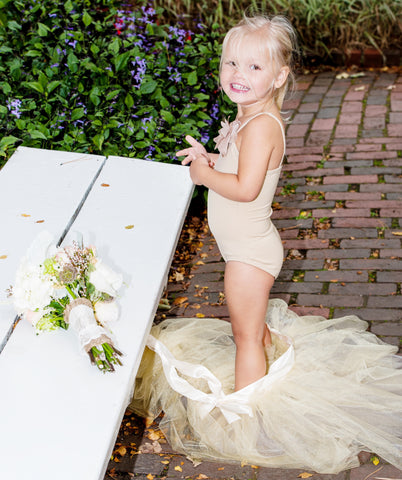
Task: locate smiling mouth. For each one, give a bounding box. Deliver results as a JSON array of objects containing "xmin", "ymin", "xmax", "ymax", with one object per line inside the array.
[{"xmin": 231, "ymin": 83, "xmax": 250, "ymax": 92}]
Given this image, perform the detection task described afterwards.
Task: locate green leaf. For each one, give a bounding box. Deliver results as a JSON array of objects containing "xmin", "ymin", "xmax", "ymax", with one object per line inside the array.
[
  {"xmin": 47, "ymin": 80, "xmax": 61, "ymax": 93},
  {"xmin": 161, "ymin": 109, "xmax": 175, "ymax": 124},
  {"xmin": 0, "ymin": 105, "xmax": 7, "ymax": 115},
  {"xmin": 187, "ymin": 71, "xmax": 197, "ymax": 85},
  {"xmin": 92, "ymin": 134, "xmax": 104, "ymax": 150},
  {"xmin": 82, "ymin": 11, "xmax": 92, "ymax": 27},
  {"xmin": 0, "ymin": 135, "xmax": 19, "ymax": 147},
  {"xmin": 109, "ymin": 37, "xmax": 120, "ymax": 55},
  {"xmin": 0, "ymin": 81, "xmax": 11, "ymax": 95},
  {"xmin": 124, "ymin": 93, "xmax": 134, "ymax": 109},
  {"xmin": 64, "ymin": 0, "xmax": 74, "ymax": 14},
  {"xmin": 38, "ymin": 71, "xmax": 48, "ymax": 88},
  {"xmin": 67, "ymin": 53, "xmax": 79, "ymax": 73},
  {"xmin": 25, "ymin": 82, "xmax": 44, "ymax": 94},
  {"xmin": 25, "ymin": 50, "xmax": 42, "ymax": 58},
  {"xmin": 29, "ymin": 130, "xmax": 48, "ymax": 140},
  {"xmin": 37, "ymin": 23, "xmax": 50, "ymax": 36},
  {"xmin": 114, "ymin": 51, "xmax": 130, "ymax": 72},
  {"xmin": 106, "ymin": 89, "xmax": 121, "ymax": 101},
  {"xmin": 71, "ymin": 107, "xmax": 85, "ymax": 121},
  {"xmin": 89, "ymin": 91, "xmax": 100, "ymax": 106},
  {"xmin": 90, "ymin": 44, "xmax": 100, "ymax": 55},
  {"xmin": 7, "ymin": 20, "xmax": 21, "ymax": 31},
  {"xmin": 140, "ymin": 79, "xmax": 157, "ymax": 95}
]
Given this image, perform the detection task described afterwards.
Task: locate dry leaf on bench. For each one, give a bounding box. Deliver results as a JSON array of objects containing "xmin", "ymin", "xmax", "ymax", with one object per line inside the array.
[
  {"xmin": 298, "ymin": 473, "xmax": 314, "ymax": 478},
  {"xmin": 125, "ymin": 224, "xmax": 134, "ymax": 229}
]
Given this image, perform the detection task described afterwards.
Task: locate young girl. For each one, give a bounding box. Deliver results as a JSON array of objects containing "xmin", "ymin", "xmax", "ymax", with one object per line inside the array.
[
  {"xmin": 131, "ymin": 15, "xmax": 401, "ymax": 471},
  {"xmin": 177, "ymin": 15, "xmax": 296, "ymax": 391}
]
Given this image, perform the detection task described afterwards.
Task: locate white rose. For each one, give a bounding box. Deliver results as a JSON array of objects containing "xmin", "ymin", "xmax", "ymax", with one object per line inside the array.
[
  {"xmin": 94, "ymin": 300, "xmax": 119, "ymax": 325},
  {"xmin": 89, "ymin": 261, "xmax": 123, "ymax": 297}
]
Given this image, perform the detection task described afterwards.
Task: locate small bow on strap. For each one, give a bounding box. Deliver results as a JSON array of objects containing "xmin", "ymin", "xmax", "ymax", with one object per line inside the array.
[{"xmin": 213, "ymin": 119, "xmax": 241, "ymax": 156}]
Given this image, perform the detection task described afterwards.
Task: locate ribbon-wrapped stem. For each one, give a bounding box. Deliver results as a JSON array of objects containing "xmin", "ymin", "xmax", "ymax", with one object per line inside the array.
[{"xmin": 64, "ymin": 298, "xmax": 123, "ymax": 372}]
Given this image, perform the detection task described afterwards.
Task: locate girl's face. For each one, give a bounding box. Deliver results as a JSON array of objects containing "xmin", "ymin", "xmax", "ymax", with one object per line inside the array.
[{"xmin": 220, "ymin": 34, "xmax": 277, "ymax": 109}]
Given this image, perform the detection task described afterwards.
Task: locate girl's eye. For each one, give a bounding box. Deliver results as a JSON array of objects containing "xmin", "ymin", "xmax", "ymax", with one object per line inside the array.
[
  {"xmin": 250, "ymin": 64, "xmax": 261, "ymax": 71},
  {"xmin": 228, "ymin": 60, "xmax": 236, "ymax": 67}
]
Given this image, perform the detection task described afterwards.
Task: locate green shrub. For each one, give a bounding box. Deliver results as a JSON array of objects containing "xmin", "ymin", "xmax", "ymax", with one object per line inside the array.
[
  {"xmin": 0, "ymin": 0, "xmax": 232, "ymax": 164},
  {"xmin": 151, "ymin": 0, "xmax": 402, "ymax": 58}
]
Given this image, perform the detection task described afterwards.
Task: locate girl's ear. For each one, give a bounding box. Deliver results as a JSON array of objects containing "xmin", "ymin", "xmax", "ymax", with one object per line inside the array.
[{"xmin": 274, "ymin": 66, "xmax": 290, "ymax": 89}]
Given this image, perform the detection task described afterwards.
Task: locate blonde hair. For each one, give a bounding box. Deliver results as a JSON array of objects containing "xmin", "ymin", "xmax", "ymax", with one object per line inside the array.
[{"xmin": 220, "ymin": 15, "xmax": 298, "ymax": 110}]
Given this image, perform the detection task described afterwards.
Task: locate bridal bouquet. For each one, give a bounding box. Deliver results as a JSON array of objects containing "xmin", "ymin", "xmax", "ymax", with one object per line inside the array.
[{"xmin": 11, "ymin": 231, "xmax": 123, "ymax": 372}]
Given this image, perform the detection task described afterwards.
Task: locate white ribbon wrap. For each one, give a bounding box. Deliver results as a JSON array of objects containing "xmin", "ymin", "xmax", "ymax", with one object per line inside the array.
[
  {"xmin": 146, "ymin": 328, "xmax": 295, "ymax": 424},
  {"xmin": 67, "ymin": 302, "xmax": 112, "ymax": 353}
]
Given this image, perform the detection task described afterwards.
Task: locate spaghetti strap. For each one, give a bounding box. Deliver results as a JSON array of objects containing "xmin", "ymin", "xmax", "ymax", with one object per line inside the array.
[{"xmin": 238, "ymin": 112, "xmax": 286, "ymax": 165}]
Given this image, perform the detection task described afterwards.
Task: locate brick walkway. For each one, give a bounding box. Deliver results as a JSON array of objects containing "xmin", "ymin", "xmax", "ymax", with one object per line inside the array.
[{"xmin": 105, "ymin": 69, "xmax": 402, "ymax": 480}]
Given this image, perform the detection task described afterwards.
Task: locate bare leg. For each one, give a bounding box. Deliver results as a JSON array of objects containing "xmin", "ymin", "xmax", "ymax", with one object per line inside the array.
[{"xmin": 224, "ymin": 261, "xmax": 275, "ymax": 391}]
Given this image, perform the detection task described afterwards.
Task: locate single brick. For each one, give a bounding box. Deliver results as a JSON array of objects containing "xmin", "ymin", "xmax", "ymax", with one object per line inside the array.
[
  {"xmin": 272, "ymin": 208, "xmax": 300, "ymax": 219},
  {"xmin": 304, "ymin": 270, "xmax": 368, "ymax": 282},
  {"xmin": 340, "ymin": 239, "xmax": 400, "ymax": 248},
  {"xmin": 311, "ymin": 118, "xmax": 336, "ymax": 130},
  {"xmin": 335, "ymin": 308, "xmax": 401, "ymax": 322},
  {"xmin": 282, "ymin": 259, "xmax": 324, "ymax": 270},
  {"xmin": 324, "ymin": 174, "xmax": 379, "ymax": 185},
  {"xmin": 328, "ymin": 283, "xmax": 396, "ymax": 295},
  {"xmin": 377, "ymin": 271, "xmax": 402, "ymax": 282},
  {"xmin": 345, "ymin": 200, "xmax": 402, "ymax": 208},
  {"xmin": 341, "ymin": 101, "xmax": 363, "ymax": 113},
  {"xmin": 334, "ymin": 124, "xmax": 359, "ymax": 138},
  {"xmin": 306, "ymin": 131, "xmax": 332, "ymax": 147},
  {"xmin": 292, "ymin": 168, "xmax": 344, "ymax": 178},
  {"xmin": 380, "ymin": 249, "xmax": 402, "ymax": 258},
  {"xmin": 318, "ymin": 227, "xmax": 377, "ymax": 238},
  {"xmin": 371, "ymin": 322, "xmax": 402, "ymax": 335},
  {"xmin": 325, "ymin": 192, "xmax": 381, "ymax": 201},
  {"xmin": 306, "ymin": 248, "xmax": 371, "ymax": 259},
  {"xmin": 312, "ymin": 208, "xmax": 370, "ymax": 218},
  {"xmin": 271, "ymin": 282, "xmax": 323, "ymax": 293},
  {"xmin": 282, "ymin": 239, "xmax": 329, "ymax": 249},
  {"xmin": 286, "ymin": 154, "xmax": 323, "ymax": 163},
  {"xmin": 296, "ymin": 293, "xmax": 364, "ymax": 307},
  {"xmin": 338, "ymin": 113, "xmax": 361, "ymax": 125},
  {"xmin": 340, "ymin": 259, "xmax": 402, "ymax": 270},
  {"xmin": 332, "ymin": 217, "xmax": 390, "ymax": 228},
  {"xmin": 380, "ymin": 208, "xmax": 402, "ymax": 217},
  {"xmin": 367, "ymin": 295, "xmax": 402, "ymax": 308},
  {"xmin": 286, "ymin": 123, "xmax": 309, "ymax": 137}
]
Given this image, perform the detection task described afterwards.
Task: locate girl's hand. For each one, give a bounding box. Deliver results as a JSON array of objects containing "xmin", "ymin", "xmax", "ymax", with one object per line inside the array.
[{"xmin": 176, "ymin": 135, "xmax": 209, "ymax": 166}]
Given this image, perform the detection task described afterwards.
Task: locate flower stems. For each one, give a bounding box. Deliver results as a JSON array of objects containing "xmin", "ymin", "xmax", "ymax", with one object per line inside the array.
[{"xmin": 89, "ymin": 343, "xmax": 123, "ymax": 373}]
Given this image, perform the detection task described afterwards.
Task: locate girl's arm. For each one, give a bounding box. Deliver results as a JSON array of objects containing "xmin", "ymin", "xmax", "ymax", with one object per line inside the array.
[{"xmin": 178, "ymin": 115, "xmax": 283, "ymax": 202}]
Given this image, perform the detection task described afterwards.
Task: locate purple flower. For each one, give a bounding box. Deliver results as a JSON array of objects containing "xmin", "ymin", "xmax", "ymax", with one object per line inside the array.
[{"xmin": 7, "ymin": 99, "xmax": 22, "ymax": 118}]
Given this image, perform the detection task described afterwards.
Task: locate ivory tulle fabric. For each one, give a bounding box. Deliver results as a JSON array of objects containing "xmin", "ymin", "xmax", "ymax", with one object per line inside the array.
[{"xmin": 129, "ymin": 299, "xmax": 402, "ymax": 474}]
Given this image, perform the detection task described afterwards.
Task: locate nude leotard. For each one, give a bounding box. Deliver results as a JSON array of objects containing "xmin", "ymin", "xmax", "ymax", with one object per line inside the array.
[{"xmin": 207, "ymin": 112, "xmax": 285, "ymax": 278}]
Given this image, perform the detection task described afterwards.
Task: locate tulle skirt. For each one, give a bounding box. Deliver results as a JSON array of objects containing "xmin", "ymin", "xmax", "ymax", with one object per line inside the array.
[{"xmin": 129, "ymin": 299, "xmax": 402, "ymax": 474}]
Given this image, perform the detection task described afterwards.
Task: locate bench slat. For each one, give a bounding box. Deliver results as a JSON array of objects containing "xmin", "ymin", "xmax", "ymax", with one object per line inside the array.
[
  {"xmin": 0, "ymin": 154, "xmax": 193, "ymax": 480},
  {"xmin": 0, "ymin": 147, "xmax": 105, "ymax": 348}
]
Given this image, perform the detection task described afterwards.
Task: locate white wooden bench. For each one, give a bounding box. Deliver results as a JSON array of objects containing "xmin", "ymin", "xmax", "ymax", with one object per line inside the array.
[{"xmin": 0, "ymin": 146, "xmax": 194, "ymax": 480}]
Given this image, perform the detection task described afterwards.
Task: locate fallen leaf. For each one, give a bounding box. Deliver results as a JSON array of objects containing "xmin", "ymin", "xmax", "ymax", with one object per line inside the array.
[
  {"xmin": 172, "ymin": 296, "xmax": 188, "ymax": 305},
  {"xmin": 173, "ymin": 271, "xmax": 184, "ymax": 282},
  {"xmin": 195, "ymin": 260, "xmax": 205, "ymax": 265},
  {"xmin": 146, "ymin": 475, "xmax": 154, "ymax": 480},
  {"xmin": 0, "ymin": 255, "xmax": 7, "ymax": 260},
  {"xmin": 116, "ymin": 446, "xmax": 127, "ymax": 456},
  {"xmin": 195, "ymin": 313, "xmax": 205, "ymax": 318},
  {"xmin": 371, "ymin": 456, "xmax": 380, "ymax": 466},
  {"xmin": 354, "ymin": 86, "xmax": 365, "ymax": 91},
  {"xmin": 21, "ymin": 213, "xmax": 31, "ymax": 217},
  {"xmin": 196, "ymin": 475, "xmax": 208, "ymax": 479},
  {"xmin": 391, "ymin": 231, "xmax": 402, "ymax": 236},
  {"xmin": 160, "ymin": 461, "xmax": 169, "ymax": 465},
  {"xmin": 36, "ymin": 220, "xmax": 45, "ymax": 223},
  {"xmin": 139, "ymin": 441, "xmax": 162, "ymax": 454},
  {"xmin": 101, "ymin": 183, "xmax": 110, "ymax": 187},
  {"xmin": 218, "ymin": 466, "xmax": 225, "ymax": 470},
  {"xmin": 298, "ymin": 473, "xmax": 314, "ymax": 478},
  {"xmin": 386, "ymin": 85, "xmax": 395, "ymax": 90},
  {"xmin": 125, "ymin": 224, "xmax": 134, "ymax": 229},
  {"xmin": 200, "ymin": 253, "xmax": 208, "ymax": 258},
  {"xmin": 147, "ymin": 430, "xmax": 161, "ymax": 441},
  {"xmin": 174, "ymin": 466, "xmax": 182, "ymax": 472},
  {"xmin": 336, "ymin": 72, "xmax": 349, "ymax": 79}
]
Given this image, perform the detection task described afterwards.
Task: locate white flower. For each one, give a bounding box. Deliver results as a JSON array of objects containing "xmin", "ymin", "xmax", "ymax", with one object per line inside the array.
[
  {"xmin": 89, "ymin": 260, "xmax": 123, "ymax": 297},
  {"xmin": 94, "ymin": 300, "xmax": 119, "ymax": 325},
  {"xmin": 12, "ymin": 258, "xmax": 53, "ymax": 321}
]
